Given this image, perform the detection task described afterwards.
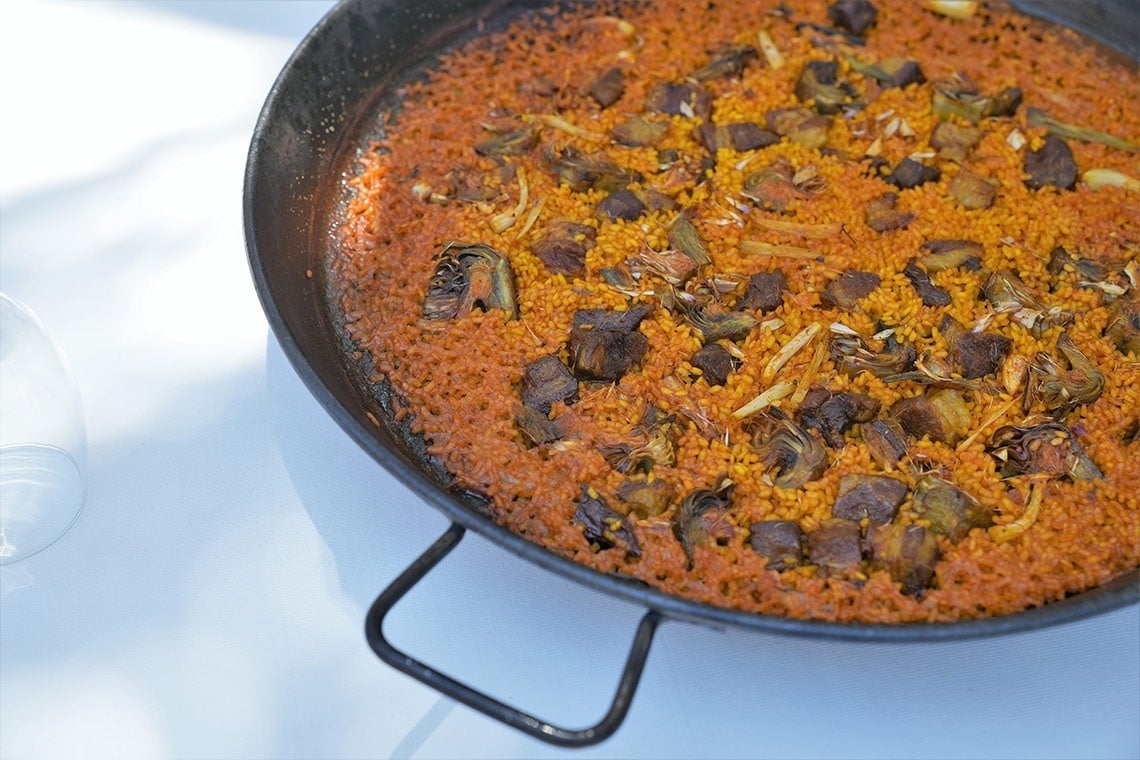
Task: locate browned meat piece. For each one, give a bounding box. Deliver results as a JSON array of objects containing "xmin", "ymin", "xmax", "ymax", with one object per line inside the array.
[
  {"xmin": 949, "ymin": 168, "xmax": 997, "ymax": 209},
  {"xmin": 736, "ymin": 269, "xmax": 788, "ymax": 313},
  {"xmin": 574, "ymin": 485, "xmax": 641, "ymax": 556},
  {"xmin": 797, "ymin": 389, "xmax": 881, "ymax": 447},
  {"xmin": 877, "ymin": 56, "xmax": 925, "ymax": 89},
  {"xmin": 930, "ymin": 120, "xmax": 982, "ymax": 162},
  {"xmin": 951, "ymin": 331, "xmax": 1012, "ymax": 379},
  {"xmin": 832, "ymin": 473, "xmax": 908, "ymax": 524},
  {"xmin": 695, "ymin": 122, "xmax": 780, "ymax": 153},
  {"xmin": 521, "ymin": 355, "xmax": 579, "ymax": 413},
  {"xmin": 569, "ymin": 329, "xmax": 648, "ymax": 380},
  {"xmin": 646, "ymin": 81, "xmax": 713, "ymax": 120},
  {"xmin": 890, "ymin": 389, "xmax": 970, "ymax": 445},
  {"xmin": 989, "ymin": 87, "xmax": 1023, "ymax": 118},
  {"xmin": 821, "ymin": 270, "xmax": 881, "ymax": 310},
  {"xmin": 765, "ymin": 107, "xmax": 832, "ymax": 149},
  {"xmin": 828, "ymin": 0, "xmax": 878, "ymax": 35},
  {"xmin": 691, "ymin": 343, "xmax": 738, "ymax": 386},
  {"xmin": 569, "ymin": 305, "xmax": 652, "ymax": 382},
  {"xmin": 903, "ymin": 259, "xmax": 952, "ymax": 306},
  {"xmin": 918, "ymin": 239, "xmax": 982, "ymax": 272},
  {"xmin": 515, "ymin": 405, "xmax": 565, "ymax": 446},
  {"xmin": 885, "ymin": 157, "xmax": 941, "ymax": 189},
  {"xmin": 588, "ymin": 66, "xmax": 625, "ymax": 107},
  {"xmin": 748, "ymin": 520, "xmax": 804, "ymax": 571},
  {"xmin": 865, "ymin": 192, "xmax": 914, "ymax": 231},
  {"xmin": 807, "ymin": 518, "xmax": 863, "ymax": 577},
  {"xmin": 862, "ymin": 419, "xmax": 910, "ymax": 470},
  {"xmin": 531, "ymin": 221, "xmax": 596, "ymax": 276},
  {"xmin": 867, "ymin": 523, "xmax": 940, "ymax": 594},
  {"xmin": 1025, "ymin": 135, "xmax": 1078, "ymax": 190},
  {"xmin": 596, "ymin": 189, "xmax": 646, "ymax": 221}
]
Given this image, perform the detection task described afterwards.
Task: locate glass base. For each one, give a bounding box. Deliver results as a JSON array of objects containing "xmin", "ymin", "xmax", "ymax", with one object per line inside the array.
[{"xmin": 0, "ymin": 443, "xmax": 86, "ymax": 564}]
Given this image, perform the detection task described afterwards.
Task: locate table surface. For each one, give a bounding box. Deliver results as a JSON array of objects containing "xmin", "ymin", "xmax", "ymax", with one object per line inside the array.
[{"xmin": 1, "ymin": 2, "xmax": 1137, "ymax": 758}]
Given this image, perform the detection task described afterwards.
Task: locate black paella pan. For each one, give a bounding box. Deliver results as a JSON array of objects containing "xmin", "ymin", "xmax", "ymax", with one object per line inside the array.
[{"xmin": 244, "ymin": 0, "xmax": 1140, "ymax": 746}]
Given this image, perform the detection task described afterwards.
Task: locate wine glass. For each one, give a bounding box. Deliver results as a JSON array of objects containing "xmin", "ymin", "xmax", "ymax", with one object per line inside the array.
[{"xmin": 0, "ymin": 293, "xmax": 87, "ymax": 565}]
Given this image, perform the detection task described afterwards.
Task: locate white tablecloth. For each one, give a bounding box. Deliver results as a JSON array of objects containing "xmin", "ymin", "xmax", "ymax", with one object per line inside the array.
[{"xmin": 1, "ymin": 2, "xmax": 1137, "ymax": 758}]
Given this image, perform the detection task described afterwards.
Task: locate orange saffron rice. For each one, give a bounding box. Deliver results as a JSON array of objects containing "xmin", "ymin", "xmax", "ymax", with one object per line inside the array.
[{"xmin": 330, "ymin": 0, "xmax": 1139, "ymax": 623}]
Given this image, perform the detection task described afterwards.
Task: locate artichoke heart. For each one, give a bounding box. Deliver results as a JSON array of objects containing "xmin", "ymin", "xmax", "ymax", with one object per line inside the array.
[
  {"xmin": 989, "ymin": 422, "xmax": 1103, "ymax": 480},
  {"xmin": 752, "ymin": 408, "xmax": 828, "ymax": 489},
  {"xmin": 1026, "ymin": 333, "xmax": 1105, "ymax": 413},
  {"xmin": 422, "ymin": 243, "xmax": 518, "ymax": 320}
]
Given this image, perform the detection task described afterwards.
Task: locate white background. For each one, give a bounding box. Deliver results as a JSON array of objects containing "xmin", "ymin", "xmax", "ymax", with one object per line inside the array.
[{"xmin": 1, "ymin": 2, "xmax": 1137, "ymax": 758}]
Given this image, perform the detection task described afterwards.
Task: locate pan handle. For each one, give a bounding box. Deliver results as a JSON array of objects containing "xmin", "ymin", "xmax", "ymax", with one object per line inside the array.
[{"xmin": 364, "ymin": 522, "xmax": 662, "ymax": 747}]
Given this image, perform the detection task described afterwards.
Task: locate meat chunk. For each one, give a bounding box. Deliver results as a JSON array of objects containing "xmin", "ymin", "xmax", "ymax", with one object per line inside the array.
[
  {"xmin": 867, "ymin": 523, "xmax": 940, "ymax": 595},
  {"xmin": 865, "ymin": 191, "xmax": 914, "ymax": 231},
  {"xmin": 832, "ymin": 473, "xmax": 908, "ymax": 524},
  {"xmin": 616, "ymin": 478, "xmax": 675, "ymax": 519},
  {"xmin": 748, "ymin": 520, "xmax": 804, "ymax": 571},
  {"xmin": 890, "ymin": 389, "xmax": 970, "ymax": 445},
  {"xmin": 827, "ymin": 0, "xmax": 878, "ymax": 35},
  {"xmin": 646, "ymin": 81, "xmax": 712, "ymax": 120},
  {"xmin": 691, "ymin": 343, "xmax": 738, "ymax": 386},
  {"xmin": 877, "ymin": 56, "xmax": 925, "ymax": 89},
  {"xmin": 903, "ymin": 259, "xmax": 952, "ymax": 306},
  {"xmin": 766, "ymin": 107, "xmax": 832, "ymax": 149},
  {"xmin": 568, "ymin": 306, "xmax": 652, "ymax": 382},
  {"xmin": 520, "ymin": 355, "xmax": 578, "ymax": 413},
  {"xmin": 587, "ymin": 67, "xmax": 625, "ymax": 107},
  {"xmin": 885, "ymin": 158, "xmax": 941, "ymax": 190},
  {"xmin": 951, "ymin": 331, "xmax": 1012, "ymax": 379},
  {"xmin": 611, "ymin": 116, "xmax": 670, "ymax": 147},
  {"xmin": 930, "ymin": 121, "xmax": 981, "ymax": 162},
  {"xmin": 531, "ymin": 221, "xmax": 596, "ymax": 277},
  {"xmin": 574, "ymin": 485, "xmax": 640, "ymax": 556},
  {"xmin": 596, "ymin": 189, "xmax": 646, "ymax": 221},
  {"xmin": 821, "ymin": 270, "xmax": 881, "ymax": 310},
  {"xmin": 1024, "ymin": 135, "xmax": 1078, "ymax": 191},
  {"xmin": 862, "ymin": 419, "xmax": 910, "ymax": 470},
  {"xmin": 807, "ymin": 518, "xmax": 864, "ymax": 577},
  {"xmin": 797, "ymin": 389, "xmax": 881, "ymax": 447},
  {"xmin": 695, "ymin": 122, "xmax": 779, "ymax": 153},
  {"xmin": 949, "ymin": 168, "xmax": 997, "ymax": 209},
  {"xmin": 736, "ymin": 269, "xmax": 788, "ymax": 313}
]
